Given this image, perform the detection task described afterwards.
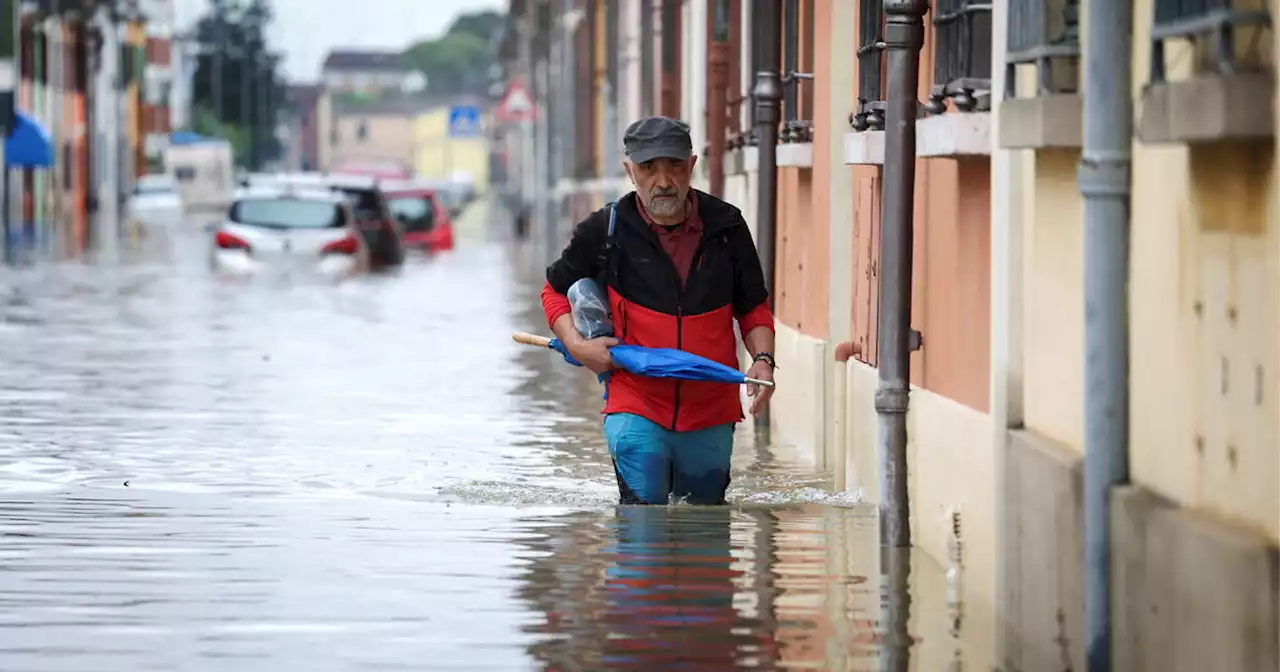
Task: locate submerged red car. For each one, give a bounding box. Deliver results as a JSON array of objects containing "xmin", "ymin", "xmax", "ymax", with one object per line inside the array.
[{"xmin": 381, "ymin": 179, "xmax": 456, "ymax": 252}]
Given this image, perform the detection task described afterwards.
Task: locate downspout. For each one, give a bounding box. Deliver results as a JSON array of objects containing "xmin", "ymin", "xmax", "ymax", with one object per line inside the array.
[
  {"xmin": 875, "ymin": 0, "xmax": 927, "ymax": 551},
  {"xmin": 706, "ymin": 0, "xmax": 729, "ymax": 197},
  {"xmin": 1079, "ymin": 0, "xmax": 1133, "ymax": 666},
  {"xmin": 750, "ymin": 0, "xmax": 780, "ymax": 436}
]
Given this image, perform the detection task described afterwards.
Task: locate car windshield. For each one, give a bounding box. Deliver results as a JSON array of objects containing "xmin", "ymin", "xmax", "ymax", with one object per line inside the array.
[
  {"xmin": 229, "ymin": 197, "xmax": 345, "ymax": 229},
  {"xmin": 334, "ymin": 187, "xmax": 383, "ymax": 221},
  {"xmin": 387, "ymin": 195, "xmax": 436, "ymax": 233}
]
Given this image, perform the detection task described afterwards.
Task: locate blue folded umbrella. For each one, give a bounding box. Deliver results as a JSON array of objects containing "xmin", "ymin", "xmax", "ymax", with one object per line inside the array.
[{"xmin": 513, "ymin": 332, "xmax": 773, "ymax": 398}]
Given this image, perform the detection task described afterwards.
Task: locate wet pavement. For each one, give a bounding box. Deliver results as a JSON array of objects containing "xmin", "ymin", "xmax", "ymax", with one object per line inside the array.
[{"xmin": 0, "ymin": 204, "xmax": 976, "ymax": 670}]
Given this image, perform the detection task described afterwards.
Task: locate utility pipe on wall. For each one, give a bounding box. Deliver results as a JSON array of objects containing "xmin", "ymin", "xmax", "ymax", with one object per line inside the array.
[
  {"xmin": 875, "ymin": 0, "xmax": 927, "ymax": 552},
  {"xmin": 750, "ymin": 0, "xmax": 781, "ymax": 436},
  {"xmin": 1079, "ymin": 0, "xmax": 1133, "ymax": 667}
]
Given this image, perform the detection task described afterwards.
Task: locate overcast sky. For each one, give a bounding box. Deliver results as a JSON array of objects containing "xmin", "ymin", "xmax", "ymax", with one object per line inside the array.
[{"xmin": 173, "ymin": 0, "xmax": 505, "ymax": 82}]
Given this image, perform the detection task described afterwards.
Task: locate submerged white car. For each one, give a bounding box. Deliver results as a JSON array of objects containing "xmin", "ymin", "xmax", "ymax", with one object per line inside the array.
[{"xmin": 209, "ymin": 186, "xmax": 371, "ymax": 277}]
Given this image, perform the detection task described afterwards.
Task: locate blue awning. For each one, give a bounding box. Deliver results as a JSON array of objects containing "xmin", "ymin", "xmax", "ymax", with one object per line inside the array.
[{"xmin": 5, "ymin": 112, "xmax": 54, "ymax": 169}]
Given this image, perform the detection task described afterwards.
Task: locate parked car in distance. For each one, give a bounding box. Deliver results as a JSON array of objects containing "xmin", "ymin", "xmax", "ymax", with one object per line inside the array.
[
  {"xmin": 209, "ymin": 186, "xmax": 370, "ymax": 278},
  {"xmin": 381, "ymin": 179, "xmax": 456, "ymax": 253},
  {"xmin": 127, "ymin": 174, "xmax": 184, "ymax": 226}
]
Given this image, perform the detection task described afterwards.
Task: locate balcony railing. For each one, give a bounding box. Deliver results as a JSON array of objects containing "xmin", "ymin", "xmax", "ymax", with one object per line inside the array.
[
  {"xmin": 1004, "ymin": 0, "xmax": 1080, "ymax": 98},
  {"xmin": 1149, "ymin": 0, "xmax": 1271, "ymax": 83},
  {"xmin": 926, "ymin": 0, "xmax": 993, "ymax": 113},
  {"xmin": 851, "ymin": 0, "xmax": 885, "ymax": 130},
  {"xmin": 781, "ymin": 71, "xmax": 815, "ymax": 142}
]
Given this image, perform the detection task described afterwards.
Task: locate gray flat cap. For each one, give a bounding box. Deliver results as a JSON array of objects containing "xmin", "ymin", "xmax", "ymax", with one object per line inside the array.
[{"xmin": 623, "ymin": 116, "xmax": 693, "ymax": 164}]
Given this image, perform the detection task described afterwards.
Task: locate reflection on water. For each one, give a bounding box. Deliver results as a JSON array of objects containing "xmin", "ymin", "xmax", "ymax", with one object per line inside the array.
[
  {"xmin": 0, "ymin": 212, "xmax": 981, "ymax": 670},
  {"xmin": 510, "ymin": 504, "xmax": 971, "ymax": 671}
]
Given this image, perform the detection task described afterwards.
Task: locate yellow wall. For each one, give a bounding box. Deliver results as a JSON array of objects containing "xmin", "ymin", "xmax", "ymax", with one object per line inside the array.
[
  {"xmin": 1020, "ymin": 149, "xmax": 1085, "ymax": 453},
  {"xmin": 1127, "ymin": 0, "xmax": 1279, "ymax": 541},
  {"xmin": 412, "ymin": 107, "xmax": 491, "ymax": 190}
]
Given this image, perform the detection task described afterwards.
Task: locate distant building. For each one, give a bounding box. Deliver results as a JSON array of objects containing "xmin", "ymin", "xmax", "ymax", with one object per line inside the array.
[
  {"xmin": 328, "ymin": 94, "xmax": 442, "ymax": 175},
  {"xmin": 320, "ymin": 50, "xmax": 420, "ymax": 96},
  {"xmin": 413, "ymin": 100, "xmax": 491, "ymax": 191}
]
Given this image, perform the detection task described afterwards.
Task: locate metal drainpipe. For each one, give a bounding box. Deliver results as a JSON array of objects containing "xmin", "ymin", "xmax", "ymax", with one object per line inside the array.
[
  {"xmin": 706, "ymin": 0, "xmax": 730, "ymax": 197},
  {"xmin": 1079, "ymin": 0, "xmax": 1133, "ymax": 666},
  {"xmin": 750, "ymin": 0, "xmax": 781, "ymax": 436},
  {"xmin": 875, "ymin": 0, "xmax": 927, "ymax": 552}
]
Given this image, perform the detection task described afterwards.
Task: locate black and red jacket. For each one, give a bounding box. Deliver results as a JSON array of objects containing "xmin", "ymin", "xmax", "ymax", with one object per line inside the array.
[{"xmin": 542, "ymin": 190, "xmax": 774, "ymax": 432}]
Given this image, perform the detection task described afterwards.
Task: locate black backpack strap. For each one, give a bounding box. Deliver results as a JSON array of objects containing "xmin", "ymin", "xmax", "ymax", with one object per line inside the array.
[{"xmin": 595, "ymin": 200, "xmax": 618, "ymax": 281}]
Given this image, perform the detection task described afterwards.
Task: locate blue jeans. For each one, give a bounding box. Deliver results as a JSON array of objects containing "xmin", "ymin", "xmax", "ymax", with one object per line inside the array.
[{"xmin": 603, "ymin": 412, "xmax": 735, "ymax": 505}]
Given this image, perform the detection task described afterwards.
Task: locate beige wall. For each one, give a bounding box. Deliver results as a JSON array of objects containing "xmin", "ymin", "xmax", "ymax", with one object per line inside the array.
[
  {"xmin": 1127, "ymin": 0, "xmax": 1279, "ymax": 541},
  {"xmin": 1019, "ymin": 149, "xmax": 1085, "ymax": 452},
  {"xmin": 329, "ymin": 112, "xmax": 417, "ymax": 172}
]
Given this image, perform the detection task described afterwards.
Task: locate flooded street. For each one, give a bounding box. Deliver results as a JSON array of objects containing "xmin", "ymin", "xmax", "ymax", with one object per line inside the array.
[{"xmin": 0, "ymin": 207, "xmax": 971, "ymax": 671}]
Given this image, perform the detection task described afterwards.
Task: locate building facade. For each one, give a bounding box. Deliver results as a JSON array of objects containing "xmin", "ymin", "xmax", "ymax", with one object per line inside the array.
[
  {"xmin": 5, "ymin": 0, "xmax": 173, "ymax": 260},
  {"xmin": 320, "ymin": 50, "xmax": 420, "ymax": 97},
  {"xmin": 412, "ymin": 100, "xmax": 491, "ymax": 189},
  {"xmin": 327, "ymin": 95, "xmax": 435, "ymax": 176},
  {"xmin": 500, "ymin": 0, "xmax": 1280, "ymax": 668},
  {"xmin": 141, "ymin": 0, "xmax": 174, "ymax": 172}
]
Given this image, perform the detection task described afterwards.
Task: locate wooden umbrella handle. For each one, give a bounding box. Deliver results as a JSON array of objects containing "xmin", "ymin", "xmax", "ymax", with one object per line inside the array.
[{"xmin": 512, "ymin": 332, "xmax": 553, "ymax": 348}]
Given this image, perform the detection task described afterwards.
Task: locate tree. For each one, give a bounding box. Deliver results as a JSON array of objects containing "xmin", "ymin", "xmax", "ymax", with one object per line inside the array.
[
  {"xmin": 402, "ymin": 10, "xmax": 505, "ymax": 97},
  {"xmin": 190, "ymin": 0, "xmax": 284, "ymax": 169}
]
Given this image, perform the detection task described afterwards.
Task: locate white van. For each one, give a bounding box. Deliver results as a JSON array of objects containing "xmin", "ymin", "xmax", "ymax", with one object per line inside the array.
[{"xmin": 164, "ymin": 140, "xmax": 235, "ymax": 214}]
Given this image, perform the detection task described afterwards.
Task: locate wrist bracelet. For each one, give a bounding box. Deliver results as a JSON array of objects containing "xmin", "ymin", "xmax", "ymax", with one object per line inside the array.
[{"xmin": 753, "ymin": 352, "xmax": 777, "ymax": 370}]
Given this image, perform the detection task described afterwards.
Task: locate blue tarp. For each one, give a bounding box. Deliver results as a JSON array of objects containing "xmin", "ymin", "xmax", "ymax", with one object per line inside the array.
[
  {"xmin": 5, "ymin": 111, "xmax": 53, "ymax": 168},
  {"xmin": 169, "ymin": 129, "xmax": 218, "ymax": 146}
]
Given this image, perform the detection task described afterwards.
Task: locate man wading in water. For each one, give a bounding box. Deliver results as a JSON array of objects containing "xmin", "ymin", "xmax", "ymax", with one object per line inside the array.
[{"xmin": 540, "ymin": 116, "xmax": 777, "ymax": 505}]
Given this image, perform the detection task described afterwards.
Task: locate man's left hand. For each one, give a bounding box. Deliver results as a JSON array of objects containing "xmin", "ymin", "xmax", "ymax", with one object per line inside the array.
[{"xmin": 746, "ymin": 360, "xmax": 775, "ymax": 416}]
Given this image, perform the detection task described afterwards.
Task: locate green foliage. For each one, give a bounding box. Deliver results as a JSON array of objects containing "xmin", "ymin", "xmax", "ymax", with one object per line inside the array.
[
  {"xmin": 402, "ymin": 10, "xmax": 505, "ymax": 96},
  {"xmin": 191, "ymin": 106, "xmax": 250, "ymax": 164},
  {"xmin": 190, "ymin": 0, "xmax": 284, "ymax": 169}
]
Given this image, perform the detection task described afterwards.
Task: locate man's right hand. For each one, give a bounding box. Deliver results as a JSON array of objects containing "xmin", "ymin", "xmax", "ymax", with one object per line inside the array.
[{"xmin": 567, "ymin": 336, "xmax": 619, "ymax": 374}]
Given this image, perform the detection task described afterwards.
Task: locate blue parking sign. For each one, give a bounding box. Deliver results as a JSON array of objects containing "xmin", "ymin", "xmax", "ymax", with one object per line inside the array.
[{"xmin": 448, "ymin": 105, "xmax": 482, "ymax": 138}]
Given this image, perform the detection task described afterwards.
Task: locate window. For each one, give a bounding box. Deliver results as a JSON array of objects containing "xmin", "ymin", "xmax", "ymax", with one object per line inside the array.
[
  {"xmin": 926, "ymin": 0, "xmax": 993, "ymax": 114},
  {"xmin": 852, "ymin": 0, "xmax": 885, "ymax": 130},
  {"xmin": 387, "ymin": 195, "xmax": 437, "ymax": 233},
  {"xmin": 1147, "ymin": 0, "xmax": 1270, "ymax": 83},
  {"xmin": 134, "ymin": 176, "xmax": 176, "ymax": 195},
  {"xmin": 1003, "ymin": 0, "xmax": 1080, "ymax": 99},
  {"xmin": 173, "ymin": 166, "xmax": 197, "ymax": 182},
  {"xmin": 333, "ymin": 187, "xmax": 383, "ymax": 221},
  {"xmin": 780, "ymin": 0, "xmax": 816, "ymax": 143},
  {"xmin": 229, "ymin": 197, "xmax": 345, "ymax": 229}
]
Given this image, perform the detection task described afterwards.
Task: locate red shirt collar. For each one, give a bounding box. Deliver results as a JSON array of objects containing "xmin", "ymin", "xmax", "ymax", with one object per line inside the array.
[{"xmin": 635, "ymin": 193, "xmax": 702, "ymax": 233}]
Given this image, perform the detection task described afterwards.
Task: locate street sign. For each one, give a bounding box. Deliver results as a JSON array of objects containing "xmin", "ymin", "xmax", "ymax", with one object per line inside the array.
[
  {"xmin": 448, "ymin": 104, "xmax": 482, "ymax": 139},
  {"xmin": 493, "ymin": 80, "xmax": 536, "ymax": 124}
]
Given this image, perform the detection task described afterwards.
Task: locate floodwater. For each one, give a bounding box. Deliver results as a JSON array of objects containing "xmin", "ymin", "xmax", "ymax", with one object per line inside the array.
[{"xmin": 0, "ymin": 205, "xmax": 978, "ymax": 671}]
